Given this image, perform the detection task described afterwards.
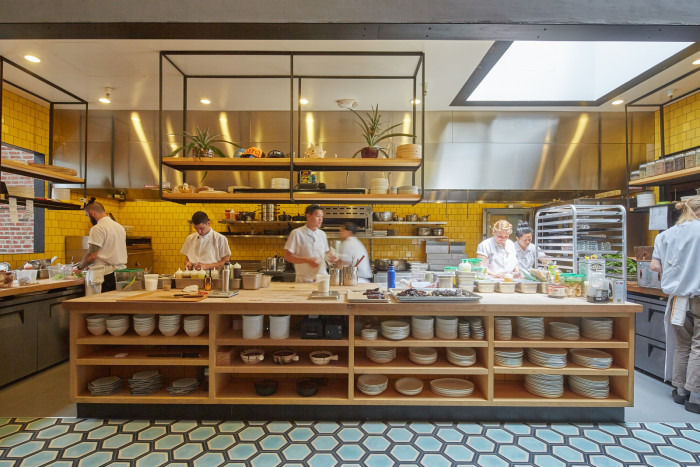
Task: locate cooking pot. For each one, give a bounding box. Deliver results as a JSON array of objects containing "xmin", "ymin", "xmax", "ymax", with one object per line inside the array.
[
  {"xmin": 278, "ymin": 212, "xmax": 292, "ymax": 221},
  {"xmin": 419, "ymin": 215, "xmax": 430, "ymax": 222},
  {"xmin": 373, "ymin": 211, "xmax": 394, "ymax": 222},
  {"xmin": 265, "ymin": 257, "xmax": 277, "ymax": 271},
  {"xmin": 292, "ymin": 214, "xmax": 305, "ymax": 221},
  {"xmin": 406, "ymin": 214, "xmax": 418, "ymax": 222},
  {"xmin": 432, "ymin": 227, "xmax": 444, "ymax": 236},
  {"xmin": 374, "ymin": 259, "xmax": 408, "ymax": 271},
  {"xmin": 239, "ymin": 211, "xmax": 256, "ymax": 221},
  {"xmin": 417, "ymin": 226, "xmax": 432, "ymax": 236}
]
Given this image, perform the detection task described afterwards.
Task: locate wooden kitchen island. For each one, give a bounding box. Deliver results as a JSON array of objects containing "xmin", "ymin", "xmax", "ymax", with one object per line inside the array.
[{"xmin": 65, "ymin": 283, "xmax": 641, "ymax": 422}]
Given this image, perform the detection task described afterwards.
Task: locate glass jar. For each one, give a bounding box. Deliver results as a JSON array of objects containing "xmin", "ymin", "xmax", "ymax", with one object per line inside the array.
[
  {"xmin": 664, "ymin": 156, "xmax": 675, "ymax": 173},
  {"xmin": 630, "ymin": 170, "xmax": 640, "ymax": 181},
  {"xmin": 696, "ymin": 149, "xmax": 700, "ymax": 167},
  {"xmin": 685, "ymin": 150, "xmax": 696, "ymax": 169},
  {"xmin": 674, "ymin": 154, "xmax": 685, "ymax": 172},
  {"xmin": 655, "ymin": 159, "xmax": 666, "ymax": 175},
  {"xmin": 639, "ymin": 163, "xmax": 647, "ymax": 178}
]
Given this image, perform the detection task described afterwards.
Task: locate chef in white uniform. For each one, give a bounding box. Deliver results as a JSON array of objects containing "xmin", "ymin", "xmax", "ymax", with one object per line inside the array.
[
  {"xmin": 476, "ymin": 220, "xmax": 520, "ymax": 278},
  {"xmin": 338, "ymin": 222, "xmax": 372, "ymax": 283},
  {"xmin": 284, "ymin": 205, "xmax": 333, "ymax": 283},
  {"xmin": 514, "ymin": 220, "xmax": 548, "ymax": 272},
  {"xmin": 181, "ymin": 211, "xmax": 231, "ymax": 270}
]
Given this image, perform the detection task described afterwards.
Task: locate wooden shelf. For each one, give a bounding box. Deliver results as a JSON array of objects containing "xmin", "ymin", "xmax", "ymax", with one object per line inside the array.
[
  {"xmin": 216, "ymin": 328, "xmax": 348, "ymax": 347},
  {"xmin": 0, "ymin": 196, "xmax": 83, "ymax": 210},
  {"xmin": 220, "ymin": 220, "xmax": 305, "ymax": 225},
  {"xmin": 216, "ymin": 354, "xmax": 348, "ymax": 374},
  {"xmin": 354, "ymin": 335, "xmax": 488, "ymax": 348},
  {"xmin": 493, "ymin": 381, "xmax": 629, "ymax": 406},
  {"xmin": 162, "ymin": 156, "xmax": 292, "ymax": 171},
  {"xmin": 353, "ymin": 383, "xmax": 488, "ymax": 405},
  {"xmin": 216, "ymin": 377, "xmax": 349, "ymax": 404},
  {"xmin": 493, "ymin": 360, "xmax": 628, "ymax": 376},
  {"xmin": 221, "ymin": 233, "xmax": 446, "ymax": 240},
  {"xmin": 0, "ymin": 159, "xmax": 84, "ymax": 184},
  {"xmin": 354, "ymin": 352, "xmax": 488, "ymax": 375},
  {"xmin": 293, "ymin": 193, "xmax": 421, "ymax": 203},
  {"xmin": 373, "ymin": 221, "xmax": 447, "ymax": 225},
  {"xmin": 163, "ymin": 192, "xmax": 291, "ymax": 203},
  {"xmin": 372, "ymin": 235, "xmax": 447, "ymax": 239},
  {"xmin": 294, "ymin": 158, "xmax": 421, "ymax": 172},
  {"xmin": 629, "ymin": 165, "xmax": 700, "ymax": 187},
  {"xmin": 77, "ymin": 330, "xmax": 209, "ymax": 346},
  {"xmin": 494, "ymin": 337, "xmax": 628, "ymax": 349},
  {"xmin": 75, "ymin": 387, "xmax": 209, "ymax": 404},
  {"xmin": 75, "ymin": 347, "xmax": 209, "ymax": 366}
]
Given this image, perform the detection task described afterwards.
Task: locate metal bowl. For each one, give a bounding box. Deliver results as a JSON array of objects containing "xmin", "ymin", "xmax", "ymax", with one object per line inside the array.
[
  {"xmin": 417, "ymin": 227, "xmax": 432, "ymax": 236},
  {"xmin": 373, "ymin": 211, "xmax": 394, "ymax": 221}
]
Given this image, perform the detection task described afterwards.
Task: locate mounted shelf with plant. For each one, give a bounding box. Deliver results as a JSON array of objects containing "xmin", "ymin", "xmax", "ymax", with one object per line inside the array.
[
  {"xmin": 349, "ymin": 105, "xmax": 415, "ymax": 158},
  {"xmin": 170, "ymin": 125, "xmax": 242, "ymax": 158}
]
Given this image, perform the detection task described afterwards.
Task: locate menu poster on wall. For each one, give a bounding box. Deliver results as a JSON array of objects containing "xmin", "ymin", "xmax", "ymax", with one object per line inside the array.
[
  {"xmin": 8, "ymin": 197, "xmax": 19, "ymax": 223},
  {"xmin": 649, "ymin": 205, "xmax": 670, "ymax": 230}
]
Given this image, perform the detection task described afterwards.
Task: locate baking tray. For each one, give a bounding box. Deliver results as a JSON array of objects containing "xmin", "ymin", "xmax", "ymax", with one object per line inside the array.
[
  {"xmin": 346, "ymin": 290, "xmax": 392, "ymax": 303},
  {"xmin": 389, "ymin": 288, "xmax": 483, "ymax": 303},
  {"xmin": 309, "ymin": 291, "xmax": 340, "ymax": 300}
]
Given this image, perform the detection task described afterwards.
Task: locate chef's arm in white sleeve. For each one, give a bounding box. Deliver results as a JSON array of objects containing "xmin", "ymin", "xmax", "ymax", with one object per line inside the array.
[{"xmin": 285, "ymin": 249, "xmax": 320, "ymax": 267}]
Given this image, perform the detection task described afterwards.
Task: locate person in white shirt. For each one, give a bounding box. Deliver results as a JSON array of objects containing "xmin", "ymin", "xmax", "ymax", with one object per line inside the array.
[
  {"xmin": 338, "ymin": 222, "xmax": 372, "ymax": 283},
  {"xmin": 514, "ymin": 220, "xmax": 548, "ymax": 273},
  {"xmin": 181, "ymin": 211, "xmax": 231, "ymax": 270},
  {"xmin": 476, "ymin": 219, "xmax": 520, "ymax": 278},
  {"xmin": 77, "ymin": 201, "xmax": 127, "ymax": 293},
  {"xmin": 284, "ymin": 205, "xmax": 333, "ymax": 283}
]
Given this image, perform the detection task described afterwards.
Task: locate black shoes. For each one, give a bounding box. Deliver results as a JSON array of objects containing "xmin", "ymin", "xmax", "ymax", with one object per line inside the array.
[{"xmin": 672, "ymin": 388, "xmax": 690, "ymax": 405}]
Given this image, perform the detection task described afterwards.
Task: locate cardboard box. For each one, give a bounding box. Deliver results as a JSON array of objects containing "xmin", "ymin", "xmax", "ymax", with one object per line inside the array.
[{"xmin": 637, "ymin": 261, "xmax": 662, "ymax": 288}]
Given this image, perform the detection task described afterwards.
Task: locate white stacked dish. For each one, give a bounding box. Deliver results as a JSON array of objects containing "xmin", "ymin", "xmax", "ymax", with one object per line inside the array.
[
  {"xmin": 133, "ymin": 314, "xmax": 156, "ymax": 337},
  {"xmin": 524, "ymin": 374, "xmax": 564, "ymax": 398},
  {"xmin": 394, "ymin": 377, "xmax": 424, "ymax": 396},
  {"xmin": 495, "ymin": 348, "xmax": 524, "ymax": 367},
  {"xmin": 86, "ymin": 314, "xmax": 108, "ymax": 336},
  {"xmin": 581, "ymin": 317, "xmax": 613, "ymax": 340},
  {"xmin": 494, "ymin": 317, "xmax": 512, "ymax": 340},
  {"xmin": 381, "ymin": 320, "xmax": 410, "ymax": 340},
  {"xmin": 549, "ymin": 322, "xmax": 580, "ymax": 341},
  {"xmin": 430, "ymin": 378, "xmax": 474, "ymax": 397},
  {"xmin": 158, "ymin": 314, "xmax": 181, "ymax": 337},
  {"xmin": 446, "ymin": 347, "xmax": 477, "ymax": 367},
  {"xmin": 366, "ymin": 347, "xmax": 397, "ymax": 364},
  {"xmin": 570, "ymin": 349, "xmax": 613, "ymax": 369},
  {"xmin": 396, "ymin": 144, "xmax": 422, "ymax": 159},
  {"xmin": 397, "ymin": 186, "xmax": 419, "ymax": 195},
  {"xmin": 106, "ymin": 315, "xmax": 130, "ymax": 336},
  {"xmin": 361, "ymin": 328, "xmax": 378, "ymax": 340},
  {"xmin": 242, "ymin": 314, "xmax": 264, "ymax": 339},
  {"xmin": 370, "ymin": 178, "xmax": 389, "ymax": 195},
  {"xmin": 357, "ymin": 374, "xmax": 389, "ymax": 395},
  {"xmin": 527, "ymin": 348, "xmax": 568, "ymax": 368},
  {"xmin": 466, "ymin": 317, "xmax": 485, "ymax": 340},
  {"xmin": 516, "ymin": 316, "xmax": 545, "ymax": 340},
  {"xmin": 435, "ymin": 316, "xmax": 458, "ymax": 339},
  {"xmin": 568, "ymin": 375, "xmax": 610, "ymax": 398},
  {"xmin": 411, "ymin": 316, "xmax": 434, "ymax": 339},
  {"xmin": 636, "ymin": 191, "xmax": 656, "ymax": 208},
  {"xmin": 457, "ymin": 319, "xmax": 470, "ymax": 339},
  {"xmin": 271, "ymin": 178, "xmax": 290, "ymax": 189},
  {"xmin": 167, "ymin": 377, "xmax": 199, "ymax": 395},
  {"xmin": 88, "ymin": 375, "xmax": 122, "ymax": 396},
  {"xmin": 128, "ymin": 369, "xmax": 164, "ymax": 395},
  {"xmin": 183, "ymin": 315, "xmax": 206, "ymax": 337},
  {"xmin": 408, "ymin": 347, "xmax": 438, "ymax": 365}
]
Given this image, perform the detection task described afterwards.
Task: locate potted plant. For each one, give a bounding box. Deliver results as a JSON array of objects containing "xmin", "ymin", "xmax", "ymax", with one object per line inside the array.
[
  {"xmin": 349, "ymin": 104, "xmax": 415, "ymax": 158},
  {"xmin": 170, "ymin": 124, "xmax": 241, "ymax": 158}
]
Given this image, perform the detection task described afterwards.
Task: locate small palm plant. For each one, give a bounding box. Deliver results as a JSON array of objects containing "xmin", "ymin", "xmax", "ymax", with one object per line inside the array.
[
  {"xmin": 349, "ymin": 104, "xmax": 415, "ymax": 158},
  {"xmin": 170, "ymin": 124, "xmax": 241, "ymax": 158}
]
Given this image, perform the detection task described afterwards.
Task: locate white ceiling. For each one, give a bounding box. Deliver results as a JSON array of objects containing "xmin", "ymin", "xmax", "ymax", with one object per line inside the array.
[{"xmin": 1, "ymin": 39, "xmax": 698, "ymax": 112}]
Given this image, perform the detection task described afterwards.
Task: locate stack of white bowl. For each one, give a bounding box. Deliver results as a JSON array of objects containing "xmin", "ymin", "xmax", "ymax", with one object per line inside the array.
[
  {"xmin": 158, "ymin": 314, "xmax": 181, "ymax": 337},
  {"xmin": 366, "ymin": 347, "xmax": 397, "ymax": 364},
  {"xmin": 271, "ymin": 178, "xmax": 290, "ymax": 190},
  {"xmin": 568, "ymin": 375, "xmax": 610, "ymax": 398},
  {"xmin": 396, "ymin": 144, "xmax": 422, "ymax": 159},
  {"xmin": 525, "ymin": 374, "xmax": 564, "ymax": 398},
  {"xmin": 411, "ymin": 316, "xmax": 434, "ymax": 339},
  {"xmin": 133, "ymin": 314, "xmax": 156, "ymax": 336},
  {"xmin": 381, "ymin": 320, "xmax": 410, "ymax": 340},
  {"xmin": 357, "ymin": 374, "xmax": 389, "ymax": 395},
  {"xmin": 184, "ymin": 315, "xmax": 206, "ymax": 337},
  {"xmin": 106, "ymin": 315, "xmax": 129, "ymax": 336},
  {"xmin": 408, "ymin": 347, "xmax": 438, "ymax": 365},
  {"xmin": 370, "ymin": 178, "xmax": 389, "ymax": 195},
  {"xmin": 397, "ymin": 186, "xmax": 419, "ymax": 195},
  {"xmin": 86, "ymin": 315, "xmax": 108, "ymax": 336},
  {"xmin": 495, "ymin": 348, "xmax": 524, "ymax": 367},
  {"xmin": 581, "ymin": 317, "xmax": 613, "ymax": 340},
  {"xmin": 435, "ymin": 316, "xmax": 458, "ymax": 339},
  {"xmin": 446, "ymin": 347, "xmax": 477, "ymax": 367},
  {"xmin": 361, "ymin": 328, "xmax": 378, "ymax": 340},
  {"xmin": 394, "ymin": 377, "xmax": 424, "ymax": 396},
  {"xmin": 466, "ymin": 317, "xmax": 485, "ymax": 339},
  {"xmin": 494, "ymin": 318, "xmax": 513, "ymax": 340}
]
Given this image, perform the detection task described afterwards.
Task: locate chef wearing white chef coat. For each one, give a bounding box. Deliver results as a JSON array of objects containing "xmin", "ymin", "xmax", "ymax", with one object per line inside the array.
[
  {"xmin": 476, "ymin": 219, "xmax": 520, "ymax": 279},
  {"xmin": 284, "ymin": 205, "xmax": 333, "ymax": 283},
  {"xmin": 181, "ymin": 211, "xmax": 231, "ymax": 270}
]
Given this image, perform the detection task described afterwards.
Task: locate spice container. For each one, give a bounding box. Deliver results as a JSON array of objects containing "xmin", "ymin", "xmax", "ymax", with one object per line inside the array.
[
  {"xmin": 685, "ymin": 150, "xmax": 696, "ymax": 169},
  {"xmin": 547, "ymin": 284, "xmax": 567, "ymax": 298},
  {"xmin": 664, "ymin": 156, "xmax": 674, "ymax": 174},
  {"xmin": 654, "ymin": 159, "xmax": 665, "ymax": 176},
  {"xmin": 639, "ymin": 163, "xmax": 647, "ymax": 178},
  {"xmin": 560, "ymin": 273, "xmax": 585, "ymax": 297},
  {"xmin": 674, "ymin": 153, "xmax": 685, "ymax": 172},
  {"xmin": 630, "ymin": 170, "xmax": 640, "ymax": 181},
  {"xmin": 696, "ymin": 149, "xmax": 700, "ymax": 167}
]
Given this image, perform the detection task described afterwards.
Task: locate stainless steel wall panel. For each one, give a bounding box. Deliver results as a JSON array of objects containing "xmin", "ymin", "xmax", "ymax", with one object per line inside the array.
[{"xmin": 424, "ymin": 111, "xmax": 453, "ymax": 144}]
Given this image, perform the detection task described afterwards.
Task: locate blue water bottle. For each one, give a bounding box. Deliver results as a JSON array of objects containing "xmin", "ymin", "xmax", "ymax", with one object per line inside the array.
[{"xmin": 387, "ymin": 261, "xmax": 396, "ymax": 289}]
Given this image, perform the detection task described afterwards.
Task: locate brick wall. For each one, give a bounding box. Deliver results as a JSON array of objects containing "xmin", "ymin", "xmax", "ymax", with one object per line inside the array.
[{"xmin": 1, "ymin": 146, "xmax": 37, "ymax": 254}]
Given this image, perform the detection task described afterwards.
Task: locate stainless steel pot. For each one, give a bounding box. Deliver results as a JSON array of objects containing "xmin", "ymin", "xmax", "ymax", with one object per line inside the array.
[
  {"xmin": 417, "ymin": 226, "xmax": 432, "ymax": 236},
  {"xmin": 419, "ymin": 215, "xmax": 430, "ymax": 222},
  {"xmin": 275, "ymin": 258, "xmax": 287, "ymax": 271},
  {"xmin": 432, "ymin": 227, "xmax": 444, "ymax": 236},
  {"xmin": 372, "ymin": 211, "xmax": 394, "ymax": 221},
  {"xmin": 406, "ymin": 214, "xmax": 418, "ymax": 222},
  {"xmin": 265, "ymin": 257, "xmax": 277, "ymax": 271}
]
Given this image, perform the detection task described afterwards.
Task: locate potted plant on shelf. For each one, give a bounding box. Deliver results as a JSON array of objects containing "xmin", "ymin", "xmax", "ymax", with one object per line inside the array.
[
  {"xmin": 170, "ymin": 124, "xmax": 241, "ymax": 158},
  {"xmin": 349, "ymin": 104, "xmax": 415, "ymax": 158}
]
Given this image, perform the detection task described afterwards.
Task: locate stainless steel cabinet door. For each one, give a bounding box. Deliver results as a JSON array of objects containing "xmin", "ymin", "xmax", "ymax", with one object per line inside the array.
[
  {"xmin": 37, "ymin": 294, "xmax": 81, "ymax": 370},
  {"xmin": 0, "ymin": 303, "xmax": 38, "ymax": 386}
]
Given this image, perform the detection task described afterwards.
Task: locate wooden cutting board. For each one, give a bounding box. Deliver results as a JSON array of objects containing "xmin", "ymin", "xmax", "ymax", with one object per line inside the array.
[{"xmin": 118, "ymin": 290, "xmax": 207, "ymax": 302}]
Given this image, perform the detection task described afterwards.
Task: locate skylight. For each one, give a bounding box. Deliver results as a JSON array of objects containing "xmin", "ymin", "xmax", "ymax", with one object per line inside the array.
[{"xmin": 467, "ymin": 41, "xmax": 692, "ymax": 102}]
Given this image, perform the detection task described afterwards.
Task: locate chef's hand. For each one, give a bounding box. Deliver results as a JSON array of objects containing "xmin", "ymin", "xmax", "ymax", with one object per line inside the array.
[
  {"xmin": 307, "ymin": 257, "xmax": 321, "ymax": 267},
  {"xmin": 185, "ymin": 261, "xmax": 193, "ymax": 271},
  {"xmin": 491, "ymin": 271, "xmax": 505, "ymax": 279},
  {"xmin": 72, "ymin": 266, "xmax": 82, "ymax": 274},
  {"xmin": 193, "ymin": 263, "xmax": 202, "ymax": 271}
]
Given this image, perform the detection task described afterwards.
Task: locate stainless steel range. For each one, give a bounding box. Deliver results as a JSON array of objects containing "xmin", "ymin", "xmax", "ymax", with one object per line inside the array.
[{"xmin": 319, "ymin": 205, "xmax": 373, "ymax": 234}]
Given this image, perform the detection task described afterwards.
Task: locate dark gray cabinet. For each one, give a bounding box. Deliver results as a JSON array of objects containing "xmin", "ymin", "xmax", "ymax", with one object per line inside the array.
[
  {"xmin": 37, "ymin": 292, "xmax": 78, "ymax": 370},
  {"xmin": 628, "ymin": 292, "xmax": 668, "ymax": 379},
  {"xmin": 0, "ymin": 302, "xmax": 39, "ymax": 386}
]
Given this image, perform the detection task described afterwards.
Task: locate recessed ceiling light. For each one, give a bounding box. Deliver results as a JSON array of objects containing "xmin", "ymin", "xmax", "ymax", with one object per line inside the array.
[
  {"xmin": 693, "ymin": 58, "xmax": 700, "ymax": 66},
  {"xmin": 299, "ymin": 98, "xmax": 309, "ymax": 105},
  {"xmin": 612, "ymin": 99, "xmax": 624, "ymax": 105},
  {"xmin": 24, "ymin": 55, "xmax": 40, "ymax": 63},
  {"xmin": 98, "ymin": 97, "xmax": 111, "ymax": 104},
  {"xmin": 410, "ymin": 99, "xmax": 421, "ymax": 105},
  {"xmin": 200, "ymin": 98, "xmax": 211, "ymax": 105}
]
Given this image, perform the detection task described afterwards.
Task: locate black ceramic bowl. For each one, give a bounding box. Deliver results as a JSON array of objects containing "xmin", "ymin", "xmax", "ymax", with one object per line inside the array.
[
  {"xmin": 254, "ymin": 379, "xmax": 279, "ymax": 396},
  {"xmin": 296, "ymin": 378, "xmax": 319, "ymax": 397}
]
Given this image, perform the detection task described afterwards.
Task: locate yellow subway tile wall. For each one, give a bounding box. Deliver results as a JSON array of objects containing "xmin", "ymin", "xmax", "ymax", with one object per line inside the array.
[
  {"xmin": 1, "ymin": 89, "xmax": 50, "ymax": 155},
  {"xmin": 654, "ymin": 92, "xmax": 700, "ymax": 158}
]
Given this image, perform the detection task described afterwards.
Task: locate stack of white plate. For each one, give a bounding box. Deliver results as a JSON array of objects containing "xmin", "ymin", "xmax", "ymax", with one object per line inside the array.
[
  {"xmin": 495, "ymin": 348, "xmax": 524, "ymax": 367},
  {"xmin": 524, "ymin": 374, "xmax": 564, "ymax": 398},
  {"xmin": 494, "ymin": 318, "xmax": 513, "ymax": 340},
  {"xmin": 516, "ymin": 316, "xmax": 545, "ymax": 340},
  {"xmin": 366, "ymin": 347, "xmax": 397, "ymax": 364},
  {"xmin": 106, "ymin": 315, "xmax": 129, "ymax": 336},
  {"xmin": 128, "ymin": 369, "xmax": 164, "ymax": 395},
  {"xmin": 394, "ymin": 377, "xmax": 424, "ymax": 396},
  {"xmin": 373, "ymin": 230, "xmax": 388, "ymax": 236},
  {"xmin": 361, "ymin": 328, "xmax": 378, "ymax": 340},
  {"xmin": 527, "ymin": 348, "xmax": 568, "ymax": 368},
  {"xmin": 396, "ymin": 144, "xmax": 422, "ymax": 159},
  {"xmin": 133, "ymin": 314, "xmax": 156, "ymax": 337},
  {"xmin": 549, "ymin": 322, "xmax": 580, "ymax": 341},
  {"xmin": 86, "ymin": 314, "xmax": 108, "ymax": 336},
  {"xmin": 370, "ymin": 178, "xmax": 389, "ymax": 195},
  {"xmin": 435, "ymin": 316, "xmax": 458, "ymax": 339},
  {"xmin": 411, "ymin": 316, "xmax": 434, "ymax": 339},
  {"xmin": 570, "ymin": 349, "xmax": 613, "ymax": 369},
  {"xmin": 457, "ymin": 319, "xmax": 470, "ymax": 339},
  {"xmin": 466, "ymin": 317, "xmax": 485, "ymax": 340},
  {"xmin": 357, "ymin": 374, "xmax": 388, "ymax": 395},
  {"xmin": 430, "ymin": 378, "xmax": 474, "ymax": 397},
  {"xmin": 183, "ymin": 315, "xmax": 206, "ymax": 337},
  {"xmin": 167, "ymin": 377, "xmax": 199, "ymax": 395},
  {"xmin": 271, "ymin": 178, "xmax": 290, "ymax": 189},
  {"xmin": 158, "ymin": 314, "xmax": 181, "ymax": 337},
  {"xmin": 408, "ymin": 347, "xmax": 438, "ymax": 365},
  {"xmin": 381, "ymin": 320, "xmax": 410, "ymax": 340},
  {"xmin": 397, "ymin": 186, "xmax": 419, "ymax": 195},
  {"xmin": 581, "ymin": 317, "xmax": 613, "ymax": 340},
  {"xmin": 88, "ymin": 376, "xmax": 122, "ymax": 396},
  {"xmin": 568, "ymin": 375, "xmax": 610, "ymax": 398},
  {"xmin": 447, "ymin": 347, "xmax": 477, "ymax": 366}
]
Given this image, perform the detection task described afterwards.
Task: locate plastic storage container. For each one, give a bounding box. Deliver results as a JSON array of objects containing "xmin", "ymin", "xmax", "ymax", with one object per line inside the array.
[
  {"xmin": 685, "ymin": 150, "xmax": 696, "ymax": 169},
  {"xmin": 560, "ymin": 273, "xmax": 585, "ymax": 297},
  {"xmin": 654, "ymin": 159, "xmax": 665, "ymax": 176},
  {"xmin": 639, "ymin": 163, "xmax": 647, "ymax": 178},
  {"xmin": 496, "ymin": 282, "xmax": 516, "ymax": 293},
  {"xmin": 674, "ymin": 153, "xmax": 685, "ymax": 172},
  {"xmin": 16, "ymin": 269, "xmax": 38, "ymax": 286},
  {"xmin": 115, "ymin": 268, "xmax": 144, "ymax": 290},
  {"xmin": 664, "ymin": 157, "xmax": 674, "ymax": 173}
]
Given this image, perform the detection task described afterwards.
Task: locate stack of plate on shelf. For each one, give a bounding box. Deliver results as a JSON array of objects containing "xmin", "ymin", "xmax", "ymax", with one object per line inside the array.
[
  {"xmin": 133, "ymin": 314, "xmax": 156, "ymax": 337},
  {"xmin": 394, "ymin": 377, "xmax": 424, "ymax": 396},
  {"xmin": 430, "ymin": 378, "xmax": 474, "ymax": 397},
  {"xmin": 86, "ymin": 314, "xmax": 108, "ymax": 336},
  {"xmin": 581, "ymin": 317, "xmax": 614, "ymax": 340},
  {"xmin": 466, "ymin": 317, "xmax": 485, "ymax": 340},
  {"xmin": 411, "ymin": 316, "xmax": 435, "ymax": 339},
  {"xmin": 408, "ymin": 347, "xmax": 438, "ymax": 365},
  {"xmin": 381, "ymin": 320, "xmax": 410, "ymax": 340},
  {"xmin": 516, "ymin": 316, "xmax": 545, "ymax": 340},
  {"xmin": 495, "ymin": 348, "xmax": 524, "ymax": 367},
  {"xmin": 357, "ymin": 374, "xmax": 389, "ymax": 395},
  {"xmin": 183, "ymin": 315, "xmax": 206, "ymax": 337},
  {"xmin": 271, "ymin": 178, "xmax": 290, "ymax": 190},
  {"xmin": 435, "ymin": 316, "xmax": 458, "ymax": 339},
  {"xmin": 396, "ymin": 144, "xmax": 422, "ymax": 159},
  {"xmin": 370, "ymin": 178, "xmax": 389, "ymax": 195},
  {"xmin": 397, "ymin": 186, "xmax": 419, "ymax": 195},
  {"xmin": 106, "ymin": 315, "xmax": 129, "ymax": 336},
  {"xmin": 167, "ymin": 377, "xmax": 199, "ymax": 395},
  {"xmin": 568, "ymin": 375, "xmax": 610, "ymax": 398},
  {"xmin": 128, "ymin": 369, "xmax": 164, "ymax": 395},
  {"xmin": 158, "ymin": 314, "xmax": 181, "ymax": 337},
  {"xmin": 88, "ymin": 376, "xmax": 122, "ymax": 396},
  {"xmin": 373, "ymin": 230, "xmax": 388, "ymax": 236},
  {"xmin": 494, "ymin": 318, "xmax": 513, "ymax": 340},
  {"xmin": 366, "ymin": 347, "xmax": 397, "ymax": 364},
  {"xmin": 570, "ymin": 349, "xmax": 613, "ymax": 369},
  {"xmin": 527, "ymin": 348, "xmax": 568, "ymax": 368},
  {"xmin": 361, "ymin": 328, "xmax": 378, "ymax": 340},
  {"xmin": 549, "ymin": 322, "xmax": 580, "ymax": 340},
  {"xmin": 446, "ymin": 347, "xmax": 477, "ymax": 367},
  {"xmin": 524, "ymin": 374, "xmax": 564, "ymax": 398},
  {"xmin": 457, "ymin": 319, "xmax": 471, "ymax": 339}
]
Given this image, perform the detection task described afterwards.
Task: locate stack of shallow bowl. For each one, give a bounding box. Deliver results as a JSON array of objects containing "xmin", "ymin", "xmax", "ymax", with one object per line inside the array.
[
  {"xmin": 408, "ymin": 347, "xmax": 438, "ymax": 365},
  {"xmin": 435, "ymin": 316, "xmax": 458, "ymax": 339},
  {"xmin": 568, "ymin": 375, "xmax": 610, "ymax": 398},
  {"xmin": 357, "ymin": 374, "xmax": 388, "ymax": 395},
  {"xmin": 570, "ymin": 349, "xmax": 613, "ymax": 369},
  {"xmin": 549, "ymin": 322, "xmax": 580, "ymax": 340},
  {"xmin": 88, "ymin": 376, "xmax": 122, "ymax": 396},
  {"xmin": 271, "ymin": 178, "xmax": 290, "ymax": 190},
  {"xmin": 457, "ymin": 319, "xmax": 470, "ymax": 339},
  {"xmin": 133, "ymin": 314, "xmax": 156, "ymax": 336},
  {"xmin": 106, "ymin": 315, "xmax": 129, "ymax": 336},
  {"xmin": 366, "ymin": 347, "xmax": 397, "ymax": 364},
  {"xmin": 494, "ymin": 317, "xmax": 512, "ymax": 340},
  {"xmin": 184, "ymin": 315, "xmax": 206, "ymax": 337},
  {"xmin": 370, "ymin": 178, "xmax": 389, "ymax": 195},
  {"xmin": 394, "ymin": 377, "xmax": 424, "ymax": 396},
  {"xmin": 525, "ymin": 374, "xmax": 564, "ymax": 398},
  {"xmin": 381, "ymin": 320, "xmax": 410, "ymax": 340},
  {"xmin": 158, "ymin": 314, "xmax": 181, "ymax": 337},
  {"xmin": 516, "ymin": 316, "xmax": 545, "ymax": 340},
  {"xmin": 527, "ymin": 348, "xmax": 568, "ymax": 368},
  {"xmin": 466, "ymin": 317, "xmax": 485, "ymax": 339},
  {"xmin": 396, "ymin": 144, "xmax": 422, "ymax": 159},
  {"xmin": 86, "ymin": 314, "xmax": 108, "ymax": 336},
  {"xmin": 446, "ymin": 347, "xmax": 477, "ymax": 366},
  {"xmin": 495, "ymin": 348, "xmax": 524, "ymax": 367},
  {"xmin": 581, "ymin": 317, "xmax": 613, "ymax": 340},
  {"xmin": 411, "ymin": 316, "xmax": 434, "ymax": 339},
  {"xmin": 430, "ymin": 378, "xmax": 474, "ymax": 397},
  {"xmin": 397, "ymin": 186, "xmax": 419, "ymax": 195}
]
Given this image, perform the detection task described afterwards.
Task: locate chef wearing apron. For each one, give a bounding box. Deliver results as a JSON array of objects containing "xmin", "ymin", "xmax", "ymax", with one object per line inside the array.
[
  {"xmin": 181, "ymin": 211, "xmax": 231, "ymax": 270},
  {"xmin": 476, "ymin": 220, "xmax": 520, "ymax": 279},
  {"xmin": 284, "ymin": 205, "xmax": 331, "ymax": 283}
]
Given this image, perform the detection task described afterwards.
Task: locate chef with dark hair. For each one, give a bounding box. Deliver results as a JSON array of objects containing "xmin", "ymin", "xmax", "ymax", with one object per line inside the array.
[{"xmin": 181, "ymin": 211, "xmax": 231, "ymax": 270}]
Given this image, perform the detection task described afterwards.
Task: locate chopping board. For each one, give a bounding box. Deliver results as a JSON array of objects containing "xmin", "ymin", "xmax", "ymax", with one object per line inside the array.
[{"xmin": 118, "ymin": 290, "xmax": 207, "ymax": 302}]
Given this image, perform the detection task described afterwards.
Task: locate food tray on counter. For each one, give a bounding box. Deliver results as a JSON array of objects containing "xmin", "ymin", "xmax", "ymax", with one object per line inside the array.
[
  {"xmin": 346, "ymin": 289, "xmax": 392, "ymax": 303},
  {"xmin": 389, "ymin": 288, "xmax": 483, "ymax": 302}
]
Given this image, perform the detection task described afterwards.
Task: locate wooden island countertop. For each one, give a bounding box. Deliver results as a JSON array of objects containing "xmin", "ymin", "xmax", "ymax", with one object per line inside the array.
[{"xmin": 0, "ymin": 277, "xmax": 84, "ymax": 299}]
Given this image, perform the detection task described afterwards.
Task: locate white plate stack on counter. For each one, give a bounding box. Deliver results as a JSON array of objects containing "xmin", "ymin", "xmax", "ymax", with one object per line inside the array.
[
  {"xmin": 357, "ymin": 374, "xmax": 389, "ymax": 395},
  {"xmin": 381, "ymin": 320, "xmax": 410, "ymax": 340},
  {"xmin": 516, "ymin": 316, "xmax": 545, "ymax": 340},
  {"xmin": 394, "ymin": 377, "xmax": 424, "ymax": 396},
  {"xmin": 570, "ymin": 349, "xmax": 613, "ymax": 369},
  {"xmin": 271, "ymin": 178, "xmax": 290, "ymax": 190},
  {"xmin": 396, "ymin": 144, "xmax": 422, "ymax": 159},
  {"xmin": 411, "ymin": 316, "xmax": 434, "ymax": 339},
  {"xmin": 466, "ymin": 317, "xmax": 485, "ymax": 339},
  {"xmin": 527, "ymin": 348, "xmax": 568, "ymax": 368},
  {"xmin": 494, "ymin": 318, "xmax": 513, "ymax": 340},
  {"xmin": 369, "ymin": 178, "xmax": 389, "ymax": 195},
  {"xmin": 430, "ymin": 378, "xmax": 475, "ymax": 397}
]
